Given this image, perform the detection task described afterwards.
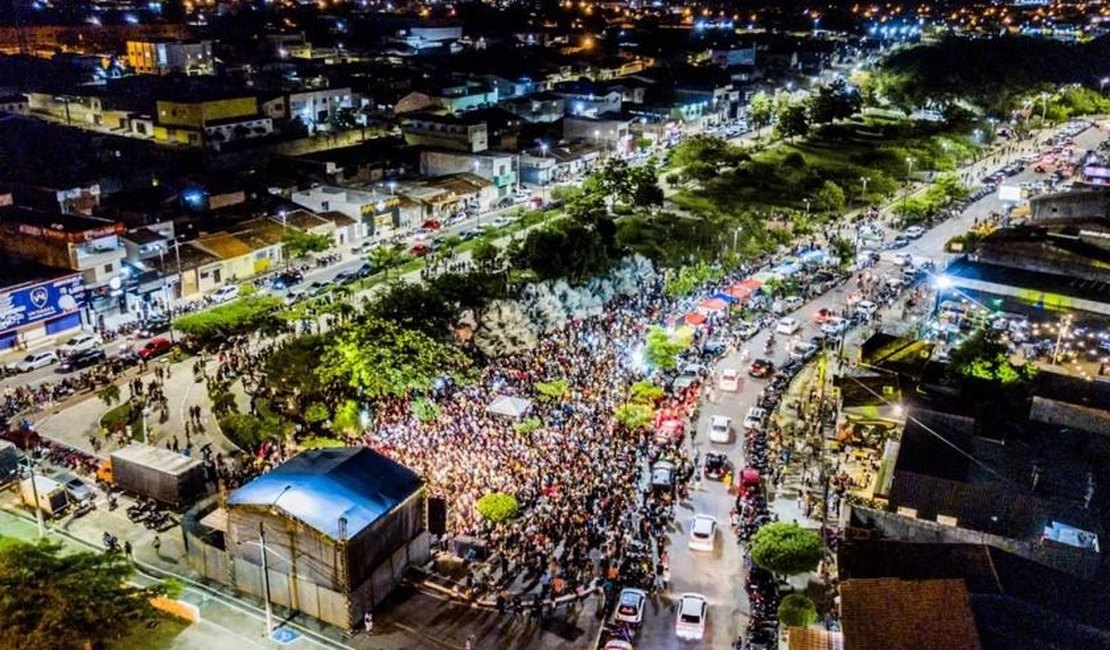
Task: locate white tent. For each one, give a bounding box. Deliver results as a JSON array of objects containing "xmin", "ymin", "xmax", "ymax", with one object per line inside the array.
[{"xmin": 487, "ymin": 395, "xmax": 534, "ymax": 419}]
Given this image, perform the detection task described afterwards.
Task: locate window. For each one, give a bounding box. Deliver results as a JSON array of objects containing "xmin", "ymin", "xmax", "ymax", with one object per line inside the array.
[{"xmin": 104, "ymin": 263, "xmax": 113, "ymax": 273}]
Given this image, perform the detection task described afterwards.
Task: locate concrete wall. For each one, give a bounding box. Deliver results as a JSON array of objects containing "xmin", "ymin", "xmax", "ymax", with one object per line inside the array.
[
  {"xmin": 850, "ymin": 506, "xmax": 1100, "ymax": 578},
  {"xmin": 1030, "ymin": 396, "xmax": 1110, "ymax": 436}
]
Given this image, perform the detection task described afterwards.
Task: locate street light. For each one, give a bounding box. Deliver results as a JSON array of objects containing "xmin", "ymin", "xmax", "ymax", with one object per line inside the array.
[
  {"xmin": 859, "ymin": 176, "xmax": 870, "ymax": 203},
  {"xmin": 387, "ymin": 180, "xmax": 396, "ymax": 195},
  {"xmin": 258, "ymin": 484, "xmax": 292, "ymax": 634},
  {"xmin": 1101, "ymin": 77, "xmax": 1109, "ymax": 95}
]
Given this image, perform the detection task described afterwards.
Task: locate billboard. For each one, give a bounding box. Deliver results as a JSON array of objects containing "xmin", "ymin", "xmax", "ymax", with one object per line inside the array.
[{"xmin": 0, "ymin": 275, "xmax": 86, "ymax": 334}]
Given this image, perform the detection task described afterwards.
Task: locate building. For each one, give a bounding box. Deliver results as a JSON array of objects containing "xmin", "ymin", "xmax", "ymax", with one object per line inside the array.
[
  {"xmin": 290, "ymin": 185, "xmax": 403, "ymax": 237},
  {"xmin": 394, "ymin": 80, "xmax": 498, "ymax": 115},
  {"xmin": 154, "ymin": 91, "xmax": 264, "ymax": 147},
  {"xmin": 501, "ymin": 92, "xmax": 566, "ymax": 123},
  {"xmin": 126, "ymin": 39, "xmax": 215, "ymax": 76},
  {"xmin": 552, "ymin": 81, "xmax": 622, "ymax": 117},
  {"xmin": 0, "ymin": 269, "xmax": 86, "ymax": 352},
  {"xmin": 0, "ymin": 94, "xmax": 28, "ymax": 116},
  {"xmin": 419, "ymin": 150, "xmax": 516, "ymax": 198},
  {"xmin": 563, "ymin": 115, "xmax": 632, "ymax": 154},
  {"xmin": 261, "ymin": 87, "xmax": 355, "ymax": 133},
  {"xmin": 221, "ymin": 448, "xmax": 427, "ymax": 629},
  {"xmin": 839, "ymin": 578, "xmax": 983, "ymax": 650},
  {"xmin": 0, "ymin": 207, "xmax": 126, "ymax": 317},
  {"xmin": 400, "ymin": 113, "xmax": 488, "ymax": 152}
]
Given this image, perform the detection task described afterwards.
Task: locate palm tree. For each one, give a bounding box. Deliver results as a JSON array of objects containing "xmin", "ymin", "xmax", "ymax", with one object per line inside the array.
[{"xmin": 368, "ymin": 244, "xmax": 408, "ymax": 280}]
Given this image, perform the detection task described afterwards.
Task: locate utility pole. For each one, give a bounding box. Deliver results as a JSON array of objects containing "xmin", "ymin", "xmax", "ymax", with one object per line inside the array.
[{"xmin": 259, "ymin": 520, "xmax": 274, "ymax": 634}]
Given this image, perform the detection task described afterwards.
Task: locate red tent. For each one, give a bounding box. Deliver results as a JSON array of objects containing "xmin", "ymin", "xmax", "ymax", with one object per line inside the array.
[
  {"xmin": 726, "ymin": 279, "xmax": 762, "ymax": 301},
  {"xmin": 698, "ymin": 298, "xmax": 729, "ymax": 314},
  {"xmin": 684, "ymin": 312, "xmax": 708, "ymax": 326}
]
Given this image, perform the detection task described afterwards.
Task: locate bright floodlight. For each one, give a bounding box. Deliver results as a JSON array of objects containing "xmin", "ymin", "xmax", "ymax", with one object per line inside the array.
[{"xmin": 935, "ymin": 275, "xmax": 953, "ymax": 289}]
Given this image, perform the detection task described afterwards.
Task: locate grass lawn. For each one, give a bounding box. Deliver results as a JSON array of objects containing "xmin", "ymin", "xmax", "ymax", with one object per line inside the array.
[
  {"xmin": 106, "ymin": 615, "xmax": 191, "ymax": 650},
  {"xmin": 100, "ymin": 401, "xmax": 146, "ymax": 442}
]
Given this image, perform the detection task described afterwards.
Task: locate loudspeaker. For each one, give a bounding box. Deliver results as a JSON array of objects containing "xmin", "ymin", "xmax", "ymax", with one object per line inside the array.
[{"xmin": 428, "ymin": 497, "xmax": 447, "ymax": 535}]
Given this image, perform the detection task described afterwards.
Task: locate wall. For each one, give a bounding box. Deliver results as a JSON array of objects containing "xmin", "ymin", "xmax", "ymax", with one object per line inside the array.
[
  {"xmin": 851, "ymin": 506, "xmax": 1101, "ymax": 578},
  {"xmin": 156, "ymin": 97, "xmax": 258, "ymax": 129},
  {"xmin": 1029, "ymin": 190, "xmax": 1110, "ymax": 222}
]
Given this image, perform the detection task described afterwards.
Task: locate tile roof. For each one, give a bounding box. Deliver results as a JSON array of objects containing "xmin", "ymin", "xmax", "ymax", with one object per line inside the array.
[
  {"xmin": 787, "ymin": 628, "xmax": 844, "ymax": 650},
  {"xmin": 840, "ymin": 578, "xmax": 982, "ymax": 650}
]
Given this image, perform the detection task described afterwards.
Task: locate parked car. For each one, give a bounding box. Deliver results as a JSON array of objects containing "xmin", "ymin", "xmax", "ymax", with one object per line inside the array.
[
  {"xmin": 675, "ymin": 593, "xmax": 708, "ymax": 641},
  {"xmin": 614, "ymin": 588, "xmax": 647, "ymax": 625},
  {"xmin": 306, "ymin": 281, "xmax": 331, "ymax": 297},
  {"xmin": 56, "ymin": 471, "xmax": 95, "ymax": 503},
  {"xmin": 735, "ymin": 321, "xmax": 760, "ymax": 340},
  {"xmin": 748, "ymin": 358, "xmax": 775, "ymax": 378},
  {"xmin": 812, "ymin": 308, "xmax": 834, "ymax": 324},
  {"xmin": 904, "ymin": 225, "xmax": 925, "ymax": 239},
  {"xmin": 775, "ymin": 317, "xmax": 801, "ymax": 335},
  {"xmin": 718, "ymin": 368, "xmax": 740, "ymax": 392},
  {"xmin": 354, "ymin": 262, "xmax": 374, "ymax": 278},
  {"xmin": 821, "ymin": 317, "xmax": 848, "ymax": 336},
  {"xmin": 772, "ymin": 296, "xmax": 804, "ymax": 315},
  {"xmin": 333, "ymin": 270, "xmax": 358, "ymax": 285},
  {"xmin": 138, "ymin": 317, "xmax": 171, "ymax": 338},
  {"xmin": 12, "ymin": 351, "xmax": 58, "ymax": 373},
  {"xmin": 59, "ymin": 333, "xmax": 101, "ymax": 356},
  {"xmin": 137, "ymin": 337, "xmax": 173, "ymax": 360},
  {"xmin": 410, "ymin": 242, "xmax": 431, "ymax": 257},
  {"xmin": 790, "ymin": 341, "xmax": 819, "ymax": 361},
  {"xmin": 856, "ymin": 300, "xmax": 879, "ymax": 318},
  {"xmin": 271, "ymin": 270, "xmax": 304, "ymax": 290},
  {"xmin": 743, "ymin": 406, "xmax": 766, "ymax": 431},
  {"xmin": 58, "ymin": 347, "xmax": 106, "ymax": 372},
  {"xmin": 708, "ymin": 415, "xmax": 732, "ymax": 443},
  {"xmin": 210, "ymin": 285, "xmax": 239, "ymax": 304}
]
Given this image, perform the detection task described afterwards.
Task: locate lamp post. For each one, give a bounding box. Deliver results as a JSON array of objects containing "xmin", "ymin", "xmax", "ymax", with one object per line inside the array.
[
  {"xmin": 387, "ymin": 181, "xmax": 396, "ymax": 196},
  {"xmin": 539, "ymin": 143, "xmax": 549, "ymax": 205},
  {"xmin": 258, "ymin": 484, "xmax": 292, "ymax": 635},
  {"xmin": 1052, "ymin": 315, "xmax": 1072, "ymax": 365},
  {"xmin": 1101, "ymin": 77, "xmax": 1109, "ymax": 95},
  {"xmin": 859, "ymin": 176, "xmax": 870, "ymax": 204},
  {"xmin": 902, "ymin": 156, "xmax": 914, "ymax": 216}
]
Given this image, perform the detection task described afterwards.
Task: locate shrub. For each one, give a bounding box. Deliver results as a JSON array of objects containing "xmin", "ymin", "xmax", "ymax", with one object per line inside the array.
[
  {"xmin": 778, "ymin": 594, "xmax": 819, "ymax": 627},
  {"xmin": 475, "ymin": 492, "xmax": 519, "ymax": 522},
  {"xmin": 750, "ymin": 522, "xmax": 824, "ymax": 576}
]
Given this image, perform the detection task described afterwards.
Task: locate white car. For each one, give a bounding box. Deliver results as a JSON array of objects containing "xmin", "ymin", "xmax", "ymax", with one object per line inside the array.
[
  {"xmin": 856, "ymin": 300, "xmax": 879, "ymax": 318},
  {"xmin": 614, "ymin": 588, "xmax": 647, "ymax": 625},
  {"xmin": 59, "ymin": 333, "xmax": 101, "ymax": 356},
  {"xmin": 718, "ymin": 368, "xmax": 740, "ymax": 392},
  {"xmin": 891, "ymin": 252, "xmax": 913, "ymax": 267},
  {"xmin": 688, "ymin": 515, "xmax": 717, "ymax": 552},
  {"xmin": 743, "ymin": 406, "xmax": 766, "ymax": 431},
  {"xmin": 708, "ymin": 415, "xmax": 732, "ymax": 443},
  {"xmin": 210, "ymin": 285, "xmax": 239, "ymax": 304},
  {"xmin": 13, "ymin": 351, "xmax": 58, "ymax": 373},
  {"xmin": 675, "ymin": 593, "xmax": 709, "ymax": 641},
  {"xmin": 735, "ymin": 320, "xmax": 760, "ymax": 340},
  {"xmin": 904, "ymin": 225, "xmax": 925, "ymax": 239},
  {"xmin": 773, "ymin": 296, "xmax": 804, "ymax": 315},
  {"xmin": 790, "ymin": 341, "xmax": 819, "ymax": 360},
  {"xmin": 776, "ymin": 317, "xmax": 801, "ymax": 335},
  {"xmin": 821, "ymin": 317, "xmax": 848, "ymax": 336}
]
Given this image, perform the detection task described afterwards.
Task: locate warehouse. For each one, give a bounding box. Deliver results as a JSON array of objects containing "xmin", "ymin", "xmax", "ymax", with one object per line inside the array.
[{"xmin": 224, "ymin": 447, "xmax": 427, "ymax": 630}]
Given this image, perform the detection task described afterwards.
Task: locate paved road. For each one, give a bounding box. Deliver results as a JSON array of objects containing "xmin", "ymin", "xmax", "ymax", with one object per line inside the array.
[{"xmin": 631, "ymin": 120, "xmax": 1109, "ymax": 650}]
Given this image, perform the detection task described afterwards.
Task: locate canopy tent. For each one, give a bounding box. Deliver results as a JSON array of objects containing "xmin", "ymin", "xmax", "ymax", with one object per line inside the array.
[
  {"xmin": 799, "ymin": 248, "xmax": 831, "ymax": 265},
  {"xmin": 487, "ymin": 395, "xmax": 534, "ymax": 418},
  {"xmin": 770, "ymin": 261, "xmax": 801, "ymax": 278},
  {"xmin": 697, "ymin": 298, "xmax": 729, "ymax": 315},
  {"xmin": 726, "ymin": 279, "xmax": 762, "ymax": 301},
  {"xmin": 684, "ymin": 312, "xmax": 708, "ymax": 326},
  {"xmin": 710, "ymin": 292, "xmax": 739, "ymax": 304},
  {"xmin": 750, "ymin": 270, "xmax": 777, "ymax": 284}
]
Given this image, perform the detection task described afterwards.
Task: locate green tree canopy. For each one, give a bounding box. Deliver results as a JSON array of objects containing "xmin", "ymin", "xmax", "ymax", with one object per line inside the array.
[
  {"xmin": 614, "ymin": 402, "xmax": 654, "ymax": 430},
  {"xmin": 368, "ymin": 244, "xmax": 409, "ymax": 279},
  {"xmin": 368, "ymin": 281, "xmax": 458, "ymax": 340},
  {"xmin": 512, "ymin": 221, "xmax": 614, "ymax": 283},
  {"xmin": 173, "ymin": 294, "xmax": 285, "ymax": 348},
  {"xmin": 0, "ymin": 539, "xmax": 175, "ymax": 650},
  {"xmin": 948, "ymin": 329, "xmax": 1037, "ymax": 386},
  {"xmin": 475, "ymin": 492, "xmax": 520, "ymax": 522},
  {"xmin": 813, "ymin": 180, "xmax": 846, "ymax": 213},
  {"xmin": 808, "ymin": 79, "xmax": 862, "ymax": 125},
  {"xmin": 747, "ymin": 91, "xmax": 774, "ymax": 129},
  {"xmin": 282, "ymin": 230, "xmax": 334, "ymax": 259},
  {"xmin": 644, "ymin": 325, "xmax": 692, "ymax": 371},
  {"xmin": 778, "ymin": 594, "xmax": 820, "ymax": 627},
  {"xmin": 750, "ymin": 522, "xmax": 823, "ymax": 576},
  {"xmin": 775, "ymin": 101, "xmax": 810, "ymax": 141},
  {"xmin": 318, "ymin": 317, "xmax": 471, "ymax": 399}
]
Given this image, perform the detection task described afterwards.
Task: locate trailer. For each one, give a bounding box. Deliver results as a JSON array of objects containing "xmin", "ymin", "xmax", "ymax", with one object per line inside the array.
[
  {"xmin": 20, "ymin": 475, "xmax": 69, "ymax": 518},
  {"xmin": 107, "ymin": 443, "xmax": 210, "ymax": 506}
]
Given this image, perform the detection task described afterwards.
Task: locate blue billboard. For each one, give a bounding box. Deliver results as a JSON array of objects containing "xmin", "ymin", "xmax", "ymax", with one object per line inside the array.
[{"xmin": 0, "ymin": 275, "xmax": 86, "ymax": 334}]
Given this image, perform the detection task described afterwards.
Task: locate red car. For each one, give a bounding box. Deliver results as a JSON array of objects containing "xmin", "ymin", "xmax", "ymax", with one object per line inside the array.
[
  {"xmin": 137, "ymin": 337, "xmax": 172, "ymax": 360},
  {"xmin": 653, "ymin": 408, "xmax": 686, "ymax": 444},
  {"xmin": 813, "ymin": 308, "xmax": 834, "ymax": 324},
  {"xmin": 421, "ymin": 219, "xmax": 442, "ymax": 231},
  {"xmin": 409, "ymin": 243, "xmax": 431, "ymax": 257},
  {"xmin": 748, "ymin": 358, "xmax": 775, "ymax": 378}
]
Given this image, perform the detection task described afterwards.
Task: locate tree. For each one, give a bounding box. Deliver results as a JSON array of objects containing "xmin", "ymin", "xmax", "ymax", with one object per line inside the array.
[
  {"xmin": 534, "ymin": 378, "xmax": 570, "ymax": 402},
  {"xmin": 282, "ymin": 230, "xmax": 333, "ymax": 260},
  {"xmin": 97, "ymin": 383, "xmax": 121, "ymax": 408},
  {"xmin": 948, "ymin": 329, "xmax": 1036, "ymax": 386},
  {"xmin": 318, "ymin": 317, "xmax": 471, "ymax": 399},
  {"xmin": 629, "ymin": 380, "xmax": 665, "ymax": 404},
  {"xmin": 368, "ymin": 282, "xmax": 458, "ymax": 340},
  {"xmin": 668, "ymin": 135, "xmax": 731, "ymax": 168},
  {"xmin": 808, "ymin": 79, "xmax": 862, "ymax": 125},
  {"xmin": 368, "ymin": 244, "xmax": 408, "ymax": 279},
  {"xmin": 749, "ymin": 522, "xmax": 823, "ymax": 576},
  {"xmin": 219, "ymin": 412, "xmax": 271, "ymax": 448},
  {"xmin": 0, "ymin": 538, "xmax": 174, "ymax": 650},
  {"xmin": 775, "ymin": 101, "xmax": 810, "ymax": 141},
  {"xmin": 471, "ymin": 238, "xmax": 503, "ymax": 272},
  {"xmin": 475, "ymin": 492, "xmax": 519, "ymax": 523},
  {"xmin": 173, "ymin": 294, "xmax": 285, "ymax": 348},
  {"xmin": 644, "ymin": 326, "xmax": 692, "ymax": 371},
  {"xmin": 814, "ymin": 180, "xmax": 846, "ymax": 213},
  {"xmin": 778, "ymin": 594, "xmax": 819, "ymax": 627},
  {"xmin": 747, "ymin": 91, "xmax": 774, "ymax": 130},
  {"xmin": 614, "ymin": 402, "xmax": 654, "ymax": 430},
  {"xmin": 513, "ymin": 221, "xmax": 614, "ymax": 283}
]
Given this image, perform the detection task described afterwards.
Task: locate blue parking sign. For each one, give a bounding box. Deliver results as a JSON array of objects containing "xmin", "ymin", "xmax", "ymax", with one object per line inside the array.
[{"xmin": 271, "ymin": 627, "xmax": 300, "ymax": 645}]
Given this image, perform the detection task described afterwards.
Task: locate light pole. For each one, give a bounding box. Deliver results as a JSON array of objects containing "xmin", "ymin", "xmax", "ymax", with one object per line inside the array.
[
  {"xmin": 803, "ymin": 198, "xmax": 811, "ymax": 217},
  {"xmin": 539, "ymin": 143, "xmax": 549, "ymax": 205},
  {"xmin": 258, "ymin": 484, "xmax": 292, "ymax": 635},
  {"xmin": 1052, "ymin": 314, "xmax": 1072, "ymax": 365},
  {"xmin": 859, "ymin": 176, "xmax": 870, "ymax": 204},
  {"xmin": 387, "ymin": 180, "xmax": 396, "ymax": 196},
  {"xmin": 902, "ymin": 156, "xmax": 914, "ymax": 216},
  {"xmin": 1101, "ymin": 77, "xmax": 1109, "ymax": 95}
]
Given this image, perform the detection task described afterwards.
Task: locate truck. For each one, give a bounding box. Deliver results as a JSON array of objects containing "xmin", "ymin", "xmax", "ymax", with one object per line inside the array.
[
  {"xmin": 20, "ymin": 475, "xmax": 69, "ymax": 518},
  {"xmin": 101, "ymin": 443, "xmax": 210, "ymax": 506}
]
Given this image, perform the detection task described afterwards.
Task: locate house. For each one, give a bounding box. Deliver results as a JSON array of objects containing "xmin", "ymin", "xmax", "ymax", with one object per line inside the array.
[
  {"xmin": 551, "ymin": 81, "xmax": 622, "ymax": 117},
  {"xmin": 290, "ymin": 185, "xmax": 404, "ymax": 237},
  {"xmin": 839, "ymin": 579, "xmax": 983, "ymax": 650},
  {"xmin": 261, "ymin": 87, "xmax": 355, "ymax": 133},
  {"xmin": 562, "ymin": 114, "xmax": 633, "ymax": 154},
  {"xmin": 0, "ymin": 94, "xmax": 28, "ymax": 116},
  {"xmin": 394, "ymin": 80, "xmax": 498, "ymax": 115},
  {"xmin": 154, "ymin": 90, "xmax": 265, "ymax": 148},
  {"xmin": 0, "ymin": 267, "xmax": 87, "ymax": 352},
  {"xmin": 400, "ymin": 112, "xmax": 489, "ymax": 152},
  {"xmin": 126, "ymin": 39, "xmax": 215, "ymax": 76},
  {"xmin": 419, "ymin": 150, "xmax": 516, "ymax": 198},
  {"xmin": 500, "ymin": 92, "xmax": 566, "ymax": 123}
]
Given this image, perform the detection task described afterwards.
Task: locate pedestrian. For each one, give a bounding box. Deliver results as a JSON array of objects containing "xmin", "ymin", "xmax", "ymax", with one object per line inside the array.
[
  {"xmin": 364, "ymin": 611, "xmax": 373, "ymax": 634},
  {"xmin": 152, "ymin": 535, "xmax": 161, "ymax": 555},
  {"xmin": 124, "ymin": 540, "xmax": 132, "ymax": 557}
]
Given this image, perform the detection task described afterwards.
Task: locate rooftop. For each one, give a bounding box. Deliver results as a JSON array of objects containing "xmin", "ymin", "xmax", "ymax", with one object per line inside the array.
[
  {"xmin": 227, "ymin": 447, "xmax": 422, "ymax": 540},
  {"xmin": 839, "ymin": 578, "xmax": 982, "ymax": 650}
]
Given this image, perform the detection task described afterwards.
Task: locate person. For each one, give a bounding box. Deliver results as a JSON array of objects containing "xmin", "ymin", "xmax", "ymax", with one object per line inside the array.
[
  {"xmin": 123, "ymin": 540, "xmax": 132, "ymax": 557},
  {"xmin": 152, "ymin": 535, "xmax": 161, "ymax": 555},
  {"xmin": 364, "ymin": 611, "xmax": 373, "ymax": 634}
]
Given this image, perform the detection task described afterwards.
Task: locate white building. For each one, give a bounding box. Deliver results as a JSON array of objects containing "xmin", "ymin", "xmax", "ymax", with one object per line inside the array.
[{"xmin": 126, "ymin": 39, "xmax": 215, "ymax": 76}]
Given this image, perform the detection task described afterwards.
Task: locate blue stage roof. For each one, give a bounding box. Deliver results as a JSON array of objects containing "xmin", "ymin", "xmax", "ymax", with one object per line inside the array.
[{"xmin": 228, "ymin": 447, "xmax": 422, "ymax": 540}]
